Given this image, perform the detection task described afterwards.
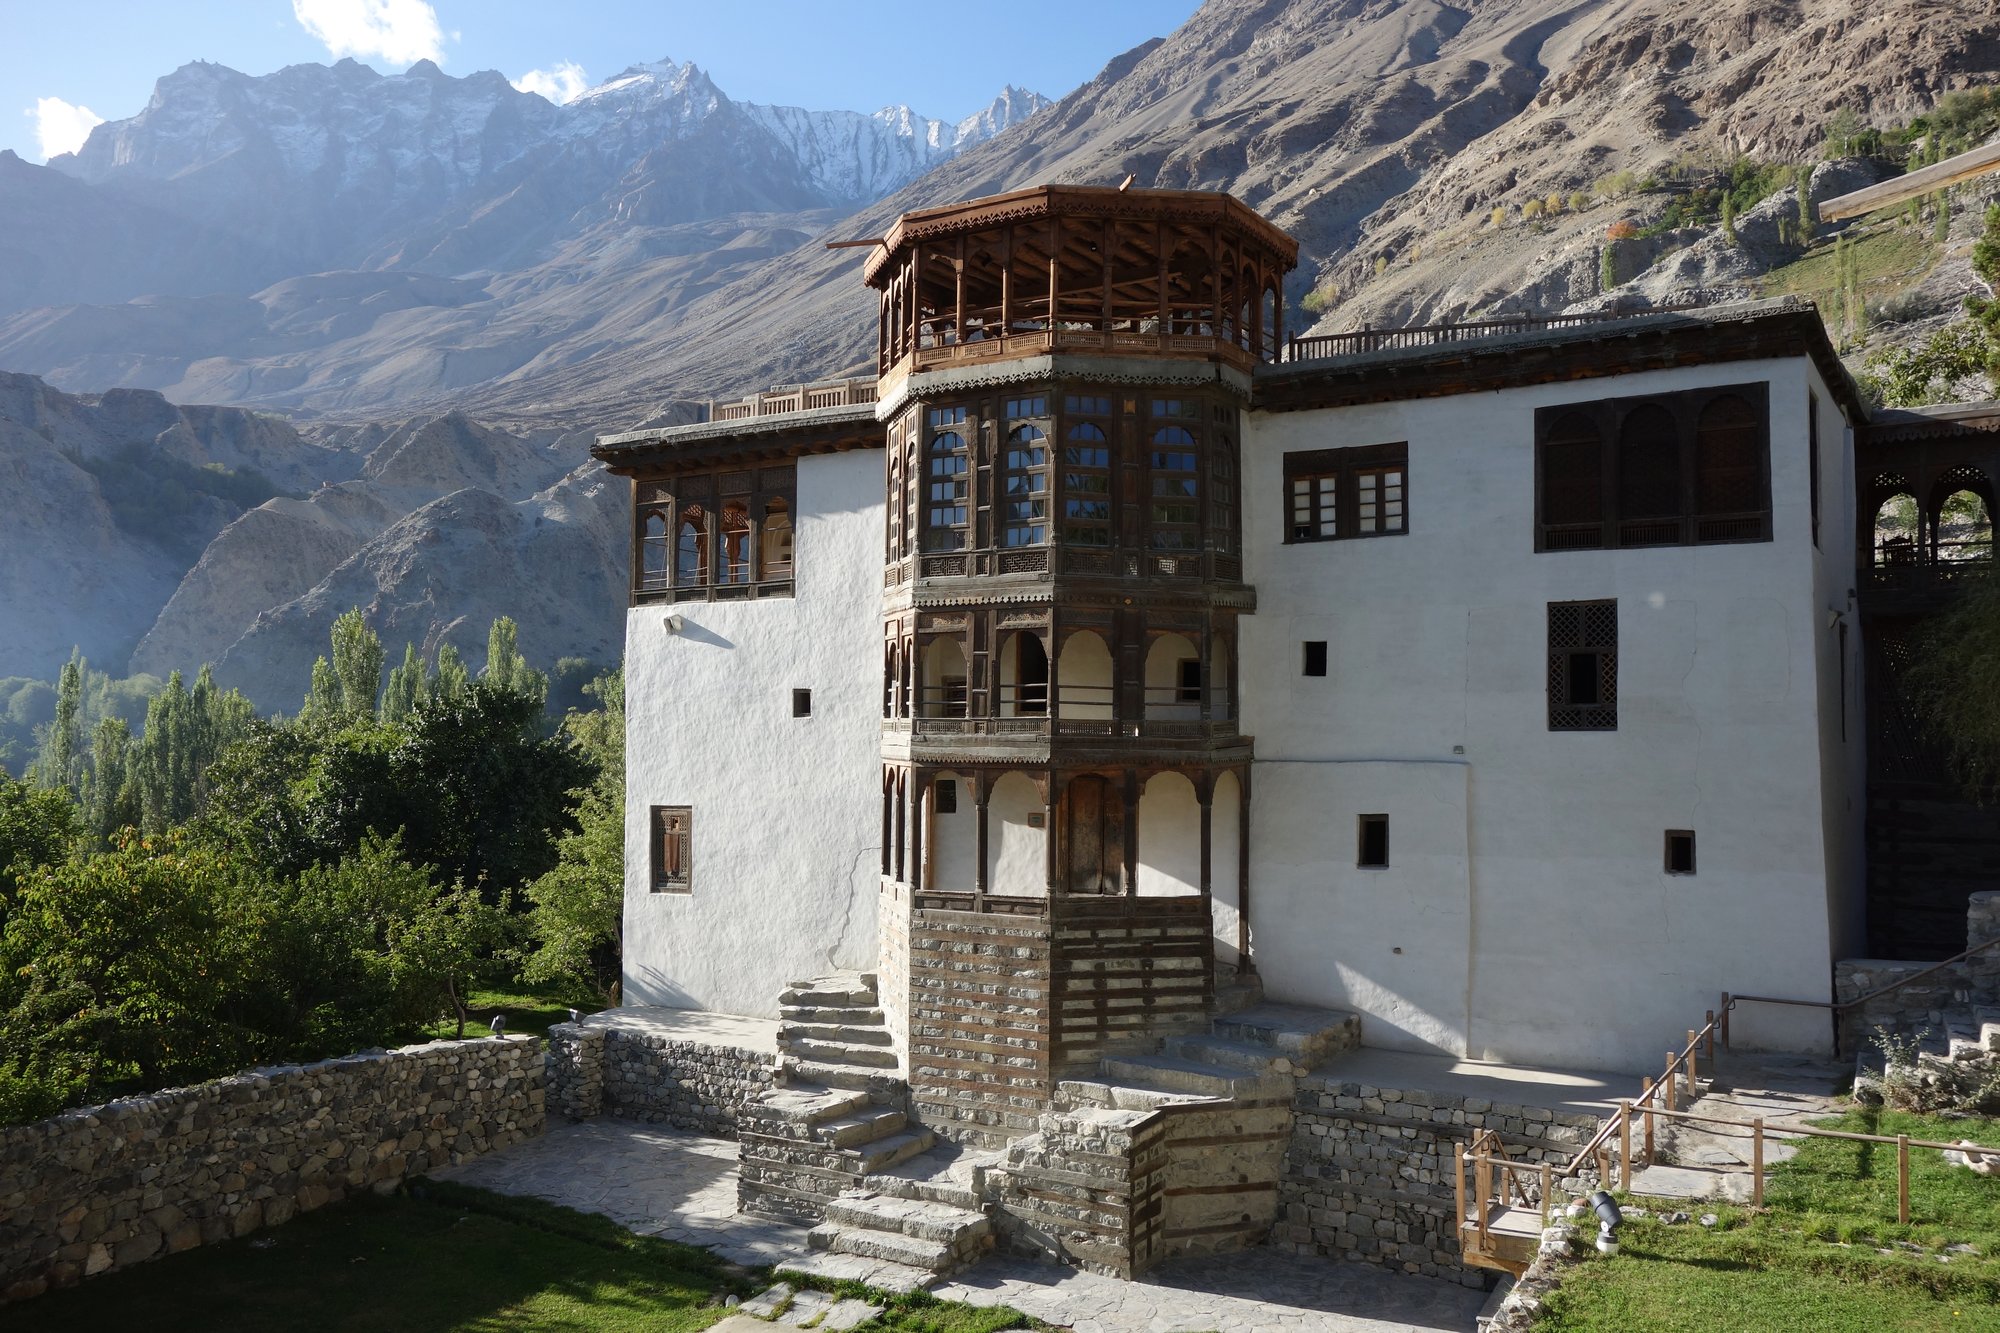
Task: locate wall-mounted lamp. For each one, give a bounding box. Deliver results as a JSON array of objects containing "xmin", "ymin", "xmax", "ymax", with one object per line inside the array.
[{"xmin": 663, "ymin": 614, "xmax": 685, "ymax": 634}]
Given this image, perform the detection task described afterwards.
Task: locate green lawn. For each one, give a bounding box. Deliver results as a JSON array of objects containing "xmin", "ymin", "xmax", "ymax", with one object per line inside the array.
[
  {"xmin": 1537, "ymin": 1107, "xmax": 2000, "ymax": 1333},
  {"xmin": 420, "ymin": 981, "xmax": 602, "ymax": 1043},
  {"xmin": 9, "ymin": 1182, "xmax": 1038, "ymax": 1333}
]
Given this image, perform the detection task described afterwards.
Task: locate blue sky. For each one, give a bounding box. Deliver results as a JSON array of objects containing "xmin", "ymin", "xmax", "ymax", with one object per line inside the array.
[{"xmin": 3, "ymin": 0, "xmax": 1201, "ymax": 162}]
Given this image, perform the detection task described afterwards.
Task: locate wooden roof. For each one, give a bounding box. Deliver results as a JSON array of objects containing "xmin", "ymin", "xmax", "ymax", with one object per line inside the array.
[{"xmin": 862, "ymin": 184, "xmax": 1300, "ymax": 288}]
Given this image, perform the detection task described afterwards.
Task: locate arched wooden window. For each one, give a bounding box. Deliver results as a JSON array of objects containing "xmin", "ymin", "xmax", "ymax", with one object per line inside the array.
[
  {"xmin": 1874, "ymin": 493, "xmax": 1919, "ymax": 566},
  {"xmin": 719, "ymin": 502, "xmax": 752, "ymax": 584},
  {"xmin": 1150, "ymin": 425, "xmax": 1200, "ymax": 551},
  {"xmin": 639, "ymin": 509, "xmax": 670, "ymax": 592},
  {"xmin": 1262, "ymin": 283, "xmax": 1280, "ymax": 362},
  {"xmin": 1001, "ymin": 424, "xmax": 1049, "ymax": 547},
  {"xmin": 762, "ymin": 498, "xmax": 793, "ymax": 580},
  {"xmin": 1540, "ymin": 411, "xmax": 1603, "ymax": 549},
  {"xmin": 1695, "ymin": 395, "xmax": 1765, "ymax": 540},
  {"xmin": 926, "ymin": 428, "xmax": 970, "ymax": 550},
  {"xmin": 1937, "ymin": 488, "xmax": 1993, "ymax": 563},
  {"xmin": 676, "ymin": 504, "xmax": 708, "ymax": 587},
  {"xmin": 1062, "ymin": 421, "xmax": 1113, "ymax": 548},
  {"xmin": 1616, "ymin": 404, "xmax": 1681, "ymax": 545}
]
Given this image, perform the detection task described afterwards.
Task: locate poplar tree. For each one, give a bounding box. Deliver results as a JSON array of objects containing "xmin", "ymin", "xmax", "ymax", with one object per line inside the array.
[
  {"xmin": 381, "ymin": 643, "xmax": 429, "ymax": 725},
  {"xmin": 431, "ymin": 645, "xmax": 470, "ymax": 704},
  {"xmin": 482, "ymin": 617, "xmax": 547, "ymax": 705},
  {"xmin": 330, "ymin": 608, "xmax": 385, "ymax": 720},
  {"xmin": 82, "ymin": 717, "xmax": 138, "ymax": 847},
  {"xmin": 303, "ymin": 657, "xmax": 342, "ymax": 722},
  {"xmin": 31, "ymin": 652, "xmax": 84, "ymax": 799}
]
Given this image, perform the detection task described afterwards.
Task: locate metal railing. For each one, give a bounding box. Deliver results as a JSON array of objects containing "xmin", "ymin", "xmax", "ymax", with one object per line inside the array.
[{"xmin": 1724, "ymin": 932, "xmax": 2000, "ymax": 1058}]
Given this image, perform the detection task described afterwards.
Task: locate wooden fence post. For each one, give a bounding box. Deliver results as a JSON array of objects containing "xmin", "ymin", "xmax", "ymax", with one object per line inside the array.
[
  {"xmin": 1705, "ymin": 1010, "xmax": 1717, "ymax": 1063},
  {"xmin": 1641, "ymin": 1077, "xmax": 1655, "ymax": 1164},
  {"xmin": 1540, "ymin": 1162, "xmax": 1553, "ymax": 1223},
  {"xmin": 1688, "ymin": 1030, "xmax": 1700, "ymax": 1087},
  {"xmin": 1752, "ymin": 1117, "xmax": 1765, "ymax": 1208},
  {"xmin": 1666, "ymin": 1054, "xmax": 1679, "ymax": 1111},
  {"xmin": 1720, "ymin": 992, "xmax": 1731, "ymax": 1050},
  {"xmin": 1898, "ymin": 1135, "xmax": 1911, "ymax": 1224},
  {"xmin": 1619, "ymin": 1101, "xmax": 1633, "ymax": 1191}
]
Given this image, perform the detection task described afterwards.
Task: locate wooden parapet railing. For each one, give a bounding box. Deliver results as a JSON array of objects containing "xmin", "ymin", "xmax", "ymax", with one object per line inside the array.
[
  {"xmin": 707, "ymin": 376, "xmax": 877, "ymax": 423},
  {"xmin": 1722, "ymin": 932, "xmax": 2000, "ymax": 1058},
  {"xmin": 1285, "ymin": 303, "xmax": 1706, "ymax": 363}
]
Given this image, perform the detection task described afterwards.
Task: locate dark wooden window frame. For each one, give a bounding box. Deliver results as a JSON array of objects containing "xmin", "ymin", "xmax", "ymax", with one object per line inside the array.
[
  {"xmin": 1283, "ymin": 442, "xmax": 1409, "ymax": 544},
  {"xmin": 1534, "ymin": 382, "xmax": 1772, "ymax": 553},
  {"xmin": 651, "ymin": 805, "xmax": 692, "ymax": 893},
  {"xmin": 631, "ymin": 465, "xmax": 797, "ymax": 605},
  {"xmin": 1302, "ymin": 640, "xmax": 1329, "ymax": 677},
  {"xmin": 1548, "ymin": 599, "xmax": 1618, "ymax": 731}
]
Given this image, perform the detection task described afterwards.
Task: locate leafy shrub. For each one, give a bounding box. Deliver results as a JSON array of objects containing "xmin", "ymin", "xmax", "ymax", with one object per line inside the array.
[
  {"xmin": 1521, "ymin": 198, "xmax": 1546, "ymax": 220},
  {"xmin": 1490, "ymin": 205, "xmax": 1510, "ymax": 226},
  {"xmin": 1605, "ymin": 219, "xmax": 1640, "ymax": 241}
]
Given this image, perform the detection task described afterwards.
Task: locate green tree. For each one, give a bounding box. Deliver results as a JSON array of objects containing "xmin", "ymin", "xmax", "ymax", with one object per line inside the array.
[
  {"xmin": 330, "ymin": 608, "xmax": 385, "ymax": 719},
  {"xmin": 1859, "ymin": 322, "xmax": 1994, "ymax": 407},
  {"xmin": 1967, "ymin": 203, "xmax": 2000, "ymax": 380},
  {"xmin": 1909, "ymin": 573, "xmax": 2000, "ymax": 803},
  {"xmin": 81, "ymin": 717, "xmax": 138, "ymax": 849},
  {"xmin": 382, "ymin": 642, "xmax": 429, "ymax": 725},
  {"xmin": 482, "ymin": 616, "xmax": 547, "ymax": 706},
  {"xmin": 303, "ymin": 656, "xmax": 342, "ymax": 722},
  {"xmin": 431, "ymin": 644, "xmax": 470, "ymax": 704},
  {"xmin": 1720, "ymin": 192, "xmax": 1738, "ymax": 246},
  {"xmin": 0, "ymin": 772, "xmax": 78, "ymax": 885},
  {"xmin": 523, "ymin": 667, "xmax": 625, "ymax": 1004},
  {"xmin": 31, "ymin": 651, "xmax": 84, "ymax": 798}
]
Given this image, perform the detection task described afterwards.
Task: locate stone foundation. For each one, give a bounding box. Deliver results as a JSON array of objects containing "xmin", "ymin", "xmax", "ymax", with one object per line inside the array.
[
  {"xmin": 547, "ymin": 1019, "xmax": 774, "ymax": 1134},
  {"xmin": 0, "ymin": 1037, "xmax": 543, "ymax": 1303},
  {"xmin": 1834, "ymin": 891, "xmax": 2000, "ymax": 1054},
  {"xmin": 1272, "ymin": 1077, "xmax": 1600, "ymax": 1286}
]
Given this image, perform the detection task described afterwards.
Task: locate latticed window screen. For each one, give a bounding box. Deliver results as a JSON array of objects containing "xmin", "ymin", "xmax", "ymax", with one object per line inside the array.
[
  {"xmin": 1292, "ymin": 473, "xmax": 1336, "ymax": 539},
  {"xmin": 1150, "ymin": 426, "xmax": 1201, "ymax": 551},
  {"xmin": 1062, "ymin": 421, "xmax": 1113, "ymax": 547},
  {"xmin": 1548, "ymin": 600, "xmax": 1618, "ymax": 731},
  {"xmin": 1355, "ymin": 467, "xmax": 1405, "ymax": 534},
  {"xmin": 651, "ymin": 806, "xmax": 692, "ymax": 892},
  {"xmin": 1001, "ymin": 424, "xmax": 1049, "ymax": 547}
]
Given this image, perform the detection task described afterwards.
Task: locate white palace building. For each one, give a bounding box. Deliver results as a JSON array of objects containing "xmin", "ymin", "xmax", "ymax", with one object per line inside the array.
[{"xmin": 591, "ymin": 184, "xmax": 1865, "ymax": 1122}]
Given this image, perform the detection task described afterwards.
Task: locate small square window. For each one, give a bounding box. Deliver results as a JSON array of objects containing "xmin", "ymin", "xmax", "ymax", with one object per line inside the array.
[
  {"xmin": 792, "ymin": 688, "xmax": 812, "ymax": 717},
  {"xmin": 1665, "ymin": 829, "xmax": 1696, "ymax": 875},
  {"xmin": 935, "ymin": 780, "xmax": 958, "ymax": 814},
  {"xmin": 1358, "ymin": 814, "xmax": 1389, "ymax": 868},
  {"xmin": 1177, "ymin": 658, "xmax": 1203, "ymax": 702},
  {"xmin": 1303, "ymin": 641, "xmax": 1328, "ymax": 677}
]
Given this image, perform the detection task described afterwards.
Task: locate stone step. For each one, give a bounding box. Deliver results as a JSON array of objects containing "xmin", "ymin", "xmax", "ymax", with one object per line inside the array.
[
  {"xmin": 1211, "ymin": 1002, "xmax": 1362, "ymax": 1069},
  {"xmin": 1213, "ymin": 964, "xmax": 1265, "ymax": 1016},
  {"xmin": 781, "ymin": 1004, "xmax": 888, "ymax": 1025},
  {"xmin": 779, "ymin": 1019, "xmax": 894, "ymax": 1045},
  {"xmin": 1977, "ymin": 1006, "xmax": 2000, "ymax": 1054},
  {"xmin": 814, "ymin": 1107, "xmax": 907, "ymax": 1148},
  {"xmin": 744, "ymin": 1084, "xmax": 872, "ymax": 1128},
  {"xmin": 775, "ymin": 1250, "xmax": 939, "ymax": 1295},
  {"xmin": 781, "ymin": 1060, "xmax": 903, "ymax": 1093},
  {"xmin": 824, "ymin": 1191, "xmax": 991, "ymax": 1246},
  {"xmin": 780, "ymin": 976, "xmax": 879, "ymax": 1008},
  {"xmin": 845, "ymin": 1128, "xmax": 937, "ymax": 1175},
  {"xmin": 1055, "ymin": 1077, "xmax": 1223, "ymax": 1113},
  {"xmin": 863, "ymin": 1144, "xmax": 994, "ymax": 1212},
  {"xmin": 1169, "ymin": 1034, "xmax": 1299, "ymax": 1075},
  {"xmin": 784, "ymin": 1037, "xmax": 901, "ymax": 1068},
  {"xmin": 807, "ymin": 1222, "xmax": 957, "ymax": 1274},
  {"xmin": 1101, "ymin": 1053, "xmax": 1242, "ymax": 1097}
]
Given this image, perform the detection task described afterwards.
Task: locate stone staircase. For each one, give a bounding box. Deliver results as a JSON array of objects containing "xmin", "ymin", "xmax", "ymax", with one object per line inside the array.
[
  {"xmin": 802, "ymin": 1145, "xmax": 998, "ymax": 1278},
  {"xmin": 737, "ymin": 974, "xmax": 934, "ymax": 1220},
  {"xmin": 996, "ymin": 1002, "xmax": 1361, "ymax": 1276}
]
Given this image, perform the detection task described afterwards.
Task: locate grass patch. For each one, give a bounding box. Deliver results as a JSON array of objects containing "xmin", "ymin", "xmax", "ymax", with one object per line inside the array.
[
  {"xmin": 1760, "ymin": 222, "xmax": 1940, "ymax": 323},
  {"xmin": 777, "ymin": 1277, "xmax": 1046, "ymax": 1331},
  {"xmin": 1537, "ymin": 1107, "xmax": 2000, "ymax": 1332},
  {"xmin": 8, "ymin": 1180, "xmax": 752, "ymax": 1332},
  {"xmin": 420, "ymin": 981, "xmax": 599, "ymax": 1043}
]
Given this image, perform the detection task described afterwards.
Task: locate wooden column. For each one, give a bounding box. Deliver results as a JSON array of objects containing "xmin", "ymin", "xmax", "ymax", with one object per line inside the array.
[
  {"xmin": 910, "ymin": 774, "xmax": 926, "ymax": 895},
  {"xmin": 881, "ymin": 781, "xmax": 893, "ymax": 877},
  {"xmin": 894, "ymin": 772, "xmax": 907, "ymax": 885},
  {"xmin": 1198, "ymin": 776, "xmax": 1214, "ymax": 899},
  {"xmin": 974, "ymin": 777, "xmax": 991, "ymax": 904},
  {"xmin": 1000, "ymin": 225, "xmax": 1013, "ymax": 333},
  {"xmin": 1198, "ymin": 611, "xmax": 1214, "ymax": 721},
  {"xmin": 1044, "ymin": 775, "xmax": 1061, "ymax": 895},
  {"xmin": 1101, "ymin": 219, "xmax": 1113, "ymax": 331},
  {"xmin": 954, "ymin": 234, "xmax": 966, "ymax": 345},
  {"xmin": 1048, "ymin": 215, "xmax": 1062, "ymax": 336},
  {"xmin": 1236, "ymin": 766, "xmax": 1253, "ymax": 970},
  {"xmin": 1157, "ymin": 220, "xmax": 1170, "ymax": 333},
  {"xmin": 1122, "ymin": 770, "xmax": 1140, "ymax": 897}
]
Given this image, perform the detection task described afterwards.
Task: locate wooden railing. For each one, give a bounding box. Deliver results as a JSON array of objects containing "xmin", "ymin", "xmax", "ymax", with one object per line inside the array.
[
  {"xmin": 1285, "ymin": 302, "xmax": 1707, "ymax": 363},
  {"xmin": 708, "ymin": 376, "xmax": 876, "ymax": 422},
  {"xmin": 1723, "ymin": 932, "xmax": 2000, "ymax": 1057}
]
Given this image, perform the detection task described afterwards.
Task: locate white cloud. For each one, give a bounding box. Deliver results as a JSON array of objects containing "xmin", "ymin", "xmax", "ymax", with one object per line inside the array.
[
  {"xmin": 292, "ymin": 0, "xmax": 444, "ymax": 66},
  {"xmin": 28, "ymin": 97, "xmax": 104, "ymax": 161},
  {"xmin": 512, "ymin": 61, "xmax": 588, "ymax": 106}
]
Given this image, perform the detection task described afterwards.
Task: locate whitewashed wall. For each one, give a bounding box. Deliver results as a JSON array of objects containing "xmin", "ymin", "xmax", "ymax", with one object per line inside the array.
[
  {"xmin": 1239, "ymin": 357, "xmax": 1862, "ymax": 1071},
  {"xmin": 622, "ymin": 450, "xmax": 885, "ymax": 1017}
]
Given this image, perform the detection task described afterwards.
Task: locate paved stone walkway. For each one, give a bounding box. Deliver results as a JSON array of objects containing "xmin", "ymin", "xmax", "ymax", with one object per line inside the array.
[{"xmin": 434, "ymin": 1119, "xmax": 1488, "ymax": 1332}]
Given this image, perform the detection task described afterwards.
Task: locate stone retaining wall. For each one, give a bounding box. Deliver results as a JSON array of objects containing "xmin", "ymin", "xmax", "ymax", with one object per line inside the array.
[
  {"xmin": 1273, "ymin": 1076, "xmax": 1601, "ymax": 1286},
  {"xmin": 547, "ymin": 1021, "xmax": 773, "ymax": 1134},
  {"xmin": 0, "ymin": 1037, "xmax": 543, "ymax": 1303},
  {"xmin": 1834, "ymin": 892, "xmax": 2000, "ymax": 1054}
]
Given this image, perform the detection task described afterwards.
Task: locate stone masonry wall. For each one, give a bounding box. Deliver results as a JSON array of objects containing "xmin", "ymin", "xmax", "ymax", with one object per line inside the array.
[
  {"xmin": 552, "ymin": 1024, "xmax": 773, "ymax": 1134},
  {"xmin": 1835, "ymin": 892, "xmax": 2000, "ymax": 1054},
  {"xmin": 1274, "ymin": 1076, "xmax": 1600, "ymax": 1286},
  {"xmin": 0, "ymin": 1037, "xmax": 543, "ymax": 1303}
]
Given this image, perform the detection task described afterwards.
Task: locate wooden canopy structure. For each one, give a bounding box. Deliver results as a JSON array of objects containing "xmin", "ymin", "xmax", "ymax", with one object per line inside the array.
[
  {"xmin": 1819, "ymin": 138, "xmax": 2000, "ymax": 222},
  {"xmin": 860, "ymin": 185, "xmax": 1300, "ymax": 378}
]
